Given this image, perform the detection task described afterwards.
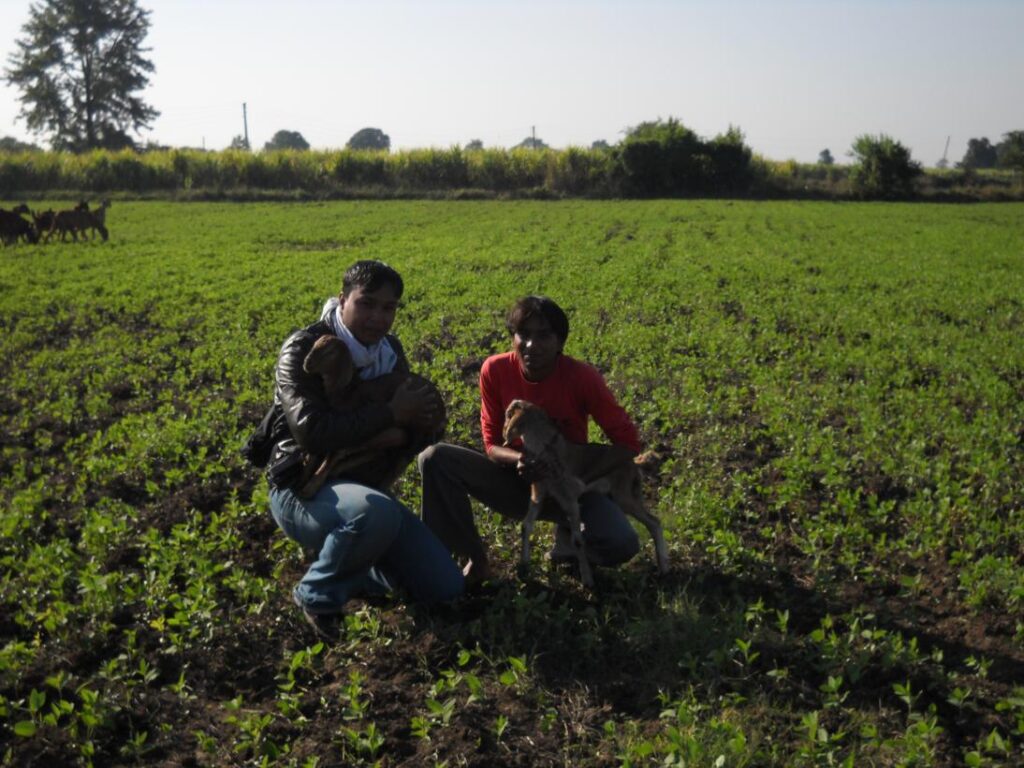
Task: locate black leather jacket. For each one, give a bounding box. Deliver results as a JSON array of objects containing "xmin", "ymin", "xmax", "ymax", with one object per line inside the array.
[{"xmin": 264, "ymin": 320, "xmax": 410, "ymax": 489}]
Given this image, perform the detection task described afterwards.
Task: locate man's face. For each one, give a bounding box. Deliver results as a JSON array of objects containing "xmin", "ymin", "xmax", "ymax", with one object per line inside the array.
[
  {"xmin": 339, "ymin": 283, "xmax": 400, "ymax": 345},
  {"xmin": 513, "ymin": 314, "xmax": 563, "ymax": 381}
]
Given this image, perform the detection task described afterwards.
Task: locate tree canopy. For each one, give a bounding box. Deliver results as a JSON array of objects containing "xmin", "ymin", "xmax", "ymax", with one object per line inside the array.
[
  {"xmin": 997, "ymin": 131, "xmax": 1024, "ymax": 171},
  {"xmin": 264, "ymin": 130, "xmax": 310, "ymax": 151},
  {"xmin": 4, "ymin": 0, "xmax": 159, "ymax": 151},
  {"xmin": 614, "ymin": 117, "xmax": 752, "ymax": 196},
  {"xmin": 0, "ymin": 136, "xmax": 42, "ymax": 152},
  {"xmin": 347, "ymin": 128, "xmax": 390, "ymax": 151},
  {"xmin": 514, "ymin": 136, "xmax": 548, "ymax": 150},
  {"xmin": 818, "ymin": 148, "xmax": 834, "ymax": 165},
  {"xmin": 849, "ymin": 134, "xmax": 921, "ymax": 200},
  {"xmin": 959, "ymin": 138, "xmax": 998, "ymax": 170}
]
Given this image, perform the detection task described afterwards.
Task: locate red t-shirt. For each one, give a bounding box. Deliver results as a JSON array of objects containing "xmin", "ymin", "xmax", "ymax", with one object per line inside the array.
[{"xmin": 479, "ymin": 351, "xmax": 641, "ymax": 454}]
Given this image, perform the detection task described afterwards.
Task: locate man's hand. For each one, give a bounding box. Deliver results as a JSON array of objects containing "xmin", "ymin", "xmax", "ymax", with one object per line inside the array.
[
  {"xmin": 516, "ymin": 454, "xmax": 555, "ymax": 483},
  {"xmin": 389, "ymin": 378, "xmax": 442, "ymax": 429}
]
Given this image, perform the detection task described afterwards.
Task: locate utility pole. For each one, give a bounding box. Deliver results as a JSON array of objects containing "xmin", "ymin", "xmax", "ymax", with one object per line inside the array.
[
  {"xmin": 937, "ymin": 135, "xmax": 950, "ymax": 169},
  {"xmin": 531, "ymin": 125, "xmax": 536, "ymax": 149},
  {"xmin": 242, "ymin": 102, "xmax": 250, "ymax": 149}
]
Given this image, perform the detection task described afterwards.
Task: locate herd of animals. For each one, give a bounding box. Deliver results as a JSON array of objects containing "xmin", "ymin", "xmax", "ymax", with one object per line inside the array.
[{"xmin": 0, "ymin": 199, "xmax": 110, "ymax": 246}]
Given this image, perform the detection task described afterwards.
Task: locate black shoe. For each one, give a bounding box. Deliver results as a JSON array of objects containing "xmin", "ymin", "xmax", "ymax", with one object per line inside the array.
[
  {"xmin": 293, "ymin": 590, "xmax": 343, "ymax": 641},
  {"xmin": 300, "ymin": 607, "xmax": 342, "ymax": 641}
]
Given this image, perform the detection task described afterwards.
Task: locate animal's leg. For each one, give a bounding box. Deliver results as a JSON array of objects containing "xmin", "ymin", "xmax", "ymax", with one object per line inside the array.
[
  {"xmin": 565, "ymin": 499, "xmax": 594, "ymax": 588},
  {"xmin": 624, "ymin": 502, "xmax": 669, "ymax": 574},
  {"xmin": 296, "ymin": 447, "xmax": 376, "ymax": 498},
  {"xmin": 518, "ymin": 489, "xmax": 543, "ymax": 577},
  {"xmin": 297, "ymin": 456, "xmax": 332, "ymax": 499}
]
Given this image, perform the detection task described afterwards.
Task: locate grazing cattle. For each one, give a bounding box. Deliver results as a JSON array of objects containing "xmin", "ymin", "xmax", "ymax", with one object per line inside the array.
[
  {"xmin": 46, "ymin": 202, "xmax": 109, "ymax": 243},
  {"xmin": 0, "ymin": 206, "xmax": 39, "ymax": 245},
  {"xmin": 85, "ymin": 200, "xmax": 111, "ymax": 240},
  {"xmin": 32, "ymin": 209, "xmax": 55, "ymax": 236}
]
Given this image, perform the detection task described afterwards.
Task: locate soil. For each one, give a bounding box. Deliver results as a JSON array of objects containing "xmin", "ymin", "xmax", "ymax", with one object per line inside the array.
[{"xmin": 1, "ymin": 423, "xmax": 1022, "ymax": 767}]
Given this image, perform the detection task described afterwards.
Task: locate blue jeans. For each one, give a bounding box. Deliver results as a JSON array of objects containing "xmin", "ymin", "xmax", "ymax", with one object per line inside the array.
[{"xmin": 270, "ymin": 480, "xmax": 464, "ymax": 615}]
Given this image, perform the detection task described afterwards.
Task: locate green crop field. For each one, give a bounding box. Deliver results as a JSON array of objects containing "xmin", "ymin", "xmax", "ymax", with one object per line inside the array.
[{"xmin": 1, "ymin": 199, "xmax": 1022, "ymax": 766}]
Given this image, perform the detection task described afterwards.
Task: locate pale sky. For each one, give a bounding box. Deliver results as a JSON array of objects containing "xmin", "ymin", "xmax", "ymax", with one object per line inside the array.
[{"xmin": 1, "ymin": 0, "xmax": 1021, "ymax": 165}]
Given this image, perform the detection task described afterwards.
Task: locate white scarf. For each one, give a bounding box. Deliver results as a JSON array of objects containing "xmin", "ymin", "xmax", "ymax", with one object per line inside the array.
[{"xmin": 320, "ymin": 297, "xmax": 398, "ymax": 380}]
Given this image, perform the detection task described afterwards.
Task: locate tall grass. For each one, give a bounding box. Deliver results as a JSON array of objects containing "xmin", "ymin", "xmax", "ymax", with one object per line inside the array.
[{"xmin": 1, "ymin": 146, "xmax": 1021, "ymax": 200}]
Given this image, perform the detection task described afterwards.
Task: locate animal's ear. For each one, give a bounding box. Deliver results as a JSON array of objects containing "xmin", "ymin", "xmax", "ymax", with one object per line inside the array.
[{"xmin": 303, "ymin": 335, "xmax": 334, "ymax": 373}]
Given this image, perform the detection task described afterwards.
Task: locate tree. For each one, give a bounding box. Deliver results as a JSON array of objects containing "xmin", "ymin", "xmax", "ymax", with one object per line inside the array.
[
  {"xmin": 514, "ymin": 136, "xmax": 548, "ymax": 150},
  {"xmin": 228, "ymin": 135, "xmax": 250, "ymax": 151},
  {"xmin": 849, "ymin": 134, "xmax": 921, "ymax": 200},
  {"xmin": 0, "ymin": 135, "xmax": 42, "ymax": 152},
  {"xmin": 465, "ymin": 139, "xmax": 484, "ymax": 151},
  {"xmin": 615, "ymin": 117, "xmax": 726, "ymax": 196},
  {"xmin": 4, "ymin": 0, "xmax": 158, "ymax": 151},
  {"xmin": 997, "ymin": 131, "xmax": 1024, "ymax": 171},
  {"xmin": 264, "ymin": 129, "xmax": 310, "ymax": 151},
  {"xmin": 959, "ymin": 138, "xmax": 998, "ymax": 169},
  {"xmin": 347, "ymin": 128, "xmax": 390, "ymax": 151},
  {"xmin": 818, "ymin": 148, "xmax": 834, "ymax": 165},
  {"xmin": 591, "ymin": 140, "xmax": 611, "ymax": 151}
]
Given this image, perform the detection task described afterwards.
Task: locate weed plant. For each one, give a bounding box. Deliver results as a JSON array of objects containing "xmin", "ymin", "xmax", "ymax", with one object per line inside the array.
[{"xmin": 0, "ymin": 200, "xmax": 1022, "ymax": 765}]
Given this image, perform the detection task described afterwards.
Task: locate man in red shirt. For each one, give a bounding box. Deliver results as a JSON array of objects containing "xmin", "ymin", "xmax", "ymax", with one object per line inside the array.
[{"xmin": 418, "ymin": 296, "xmax": 642, "ymax": 585}]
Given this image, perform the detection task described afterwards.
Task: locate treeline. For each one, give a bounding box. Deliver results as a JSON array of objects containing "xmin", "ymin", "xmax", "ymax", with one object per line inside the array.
[{"xmin": 1, "ymin": 122, "xmax": 1021, "ymax": 202}]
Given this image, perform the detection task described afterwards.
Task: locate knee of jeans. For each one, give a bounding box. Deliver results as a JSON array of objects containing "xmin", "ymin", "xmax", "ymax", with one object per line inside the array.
[
  {"xmin": 348, "ymin": 504, "xmax": 403, "ymax": 541},
  {"xmin": 416, "ymin": 443, "xmax": 438, "ymax": 474},
  {"xmin": 437, "ymin": 572, "xmax": 465, "ymax": 602},
  {"xmin": 600, "ymin": 526, "xmax": 641, "ymax": 566},
  {"xmin": 417, "ymin": 442, "xmax": 453, "ymax": 475}
]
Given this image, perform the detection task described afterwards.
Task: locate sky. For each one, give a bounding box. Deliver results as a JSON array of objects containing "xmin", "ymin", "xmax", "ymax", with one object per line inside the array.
[{"xmin": 0, "ymin": 0, "xmax": 1021, "ymax": 165}]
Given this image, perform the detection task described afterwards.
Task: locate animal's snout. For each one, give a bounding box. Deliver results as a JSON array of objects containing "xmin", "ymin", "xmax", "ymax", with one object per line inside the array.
[{"xmin": 502, "ymin": 401, "xmax": 522, "ymax": 444}]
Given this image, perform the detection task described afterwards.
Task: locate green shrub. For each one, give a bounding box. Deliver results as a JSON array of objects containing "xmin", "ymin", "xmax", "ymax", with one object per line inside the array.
[
  {"xmin": 849, "ymin": 134, "xmax": 922, "ymax": 200},
  {"xmin": 544, "ymin": 146, "xmax": 611, "ymax": 195},
  {"xmin": 611, "ymin": 117, "xmax": 753, "ymax": 197}
]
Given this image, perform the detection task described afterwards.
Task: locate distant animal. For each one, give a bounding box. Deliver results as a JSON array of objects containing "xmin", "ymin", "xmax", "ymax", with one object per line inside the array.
[
  {"xmin": 502, "ymin": 399, "xmax": 669, "ymax": 587},
  {"xmin": 32, "ymin": 208, "xmax": 55, "ymax": 236},
  {"xmin": 45, "ymin": 200, "xmax": 109, "ymax": 243},
  {"xmin": 81, "ymin": 199, "xmax": 111, "ymax": 240},
  {"xmin": 0, "ymin": 206, "xmax": 39, "ymax": 245},
  {"xmin": 296, "ymin": 334, "xmax": 446, "ymax": 498}
]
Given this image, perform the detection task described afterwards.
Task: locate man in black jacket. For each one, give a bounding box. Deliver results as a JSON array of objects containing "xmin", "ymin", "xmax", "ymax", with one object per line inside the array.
[{"xmin": 265, "ymin": 260, "xmax": 463, "ymax": 639}]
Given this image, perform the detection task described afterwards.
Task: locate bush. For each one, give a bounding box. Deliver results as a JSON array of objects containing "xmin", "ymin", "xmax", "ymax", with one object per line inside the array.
[
  {"xmin": 611, "ymin": 117, "xmax": 753, "ymax": 197},
  {"xmin": 707, "ymin": 126, "xmax": 753, "ymax": 194},
  {"xmin": 849, "ymin": 134, "xmax": 921, "ymax": 200}
]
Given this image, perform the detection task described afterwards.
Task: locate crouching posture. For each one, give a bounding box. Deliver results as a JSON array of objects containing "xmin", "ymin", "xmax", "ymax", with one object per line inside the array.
[
  {"xmin": 418, "ymin": 295, "xmax": 649, "ymax": 586},
  {"xmin": 263, "ymin": 260, "xmax": 462, "ymax": 639}
]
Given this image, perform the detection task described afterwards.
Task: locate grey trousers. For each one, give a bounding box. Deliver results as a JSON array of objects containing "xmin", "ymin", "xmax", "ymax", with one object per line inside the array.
[{"xmin": 417, "ymin": 442, "xmax": 640, "ymax": 567}]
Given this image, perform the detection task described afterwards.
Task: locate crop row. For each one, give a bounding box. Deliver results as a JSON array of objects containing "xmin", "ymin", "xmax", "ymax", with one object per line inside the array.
[{"xmin": 0, "ymin": 199, "xmax": 1022, "ymax": 765}]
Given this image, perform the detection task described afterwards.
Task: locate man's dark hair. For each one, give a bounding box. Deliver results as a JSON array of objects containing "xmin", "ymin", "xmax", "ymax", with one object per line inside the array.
[
  {"xmin": 341, "ymin": 260, "xmax": 404, "ymax": 298},
  {"xmin": 505, "ymin": 295, "xmax": 569, "ymax": 343}
]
